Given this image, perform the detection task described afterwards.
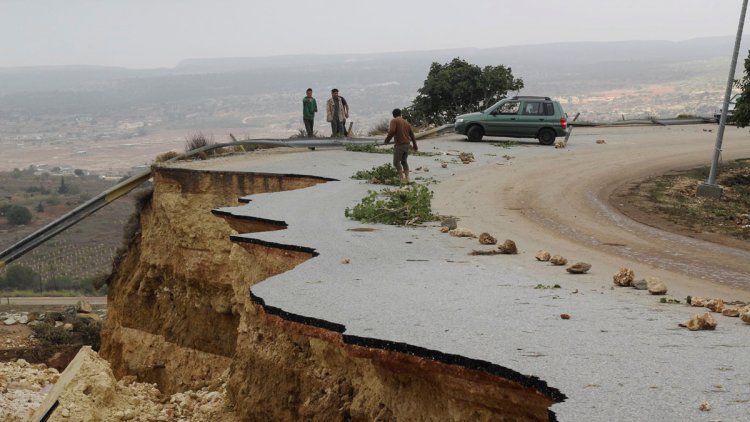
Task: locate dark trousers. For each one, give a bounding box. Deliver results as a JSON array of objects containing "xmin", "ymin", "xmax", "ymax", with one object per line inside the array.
[
  {"xmin": 304, "ymin": 119, "xmax": 314, "ymax": 137},
  {"xmin": 331, "ymin": 120, "xmax": 345, "ymax": 137}
]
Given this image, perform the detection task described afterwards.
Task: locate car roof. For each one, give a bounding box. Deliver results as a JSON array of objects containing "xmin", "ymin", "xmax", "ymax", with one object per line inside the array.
[{"xmin": 511, "ymin": 96, "xmax": 552, "ymax": 101}]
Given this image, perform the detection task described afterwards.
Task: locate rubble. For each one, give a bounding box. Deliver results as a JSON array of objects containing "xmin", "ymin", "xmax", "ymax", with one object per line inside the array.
[
  {"xmin": 566, "ymin": 262, "xmax": 591, "ymax": 274},
  {"xmin": 440, "ymin": 217, "xmax": 458, "ymax": 230},
  {"xmin": 631, "ymin": 279, "xmax": 648, "ymax": 290},
  {"xmin": 646, "ymin": 277, "xmax": 667, "ymax": 295},
  {"xmin": 722, "ymin": 308, "xmax": 740, "ymax": 317},
  {"xmin": 689, "ymin": 296, "xmax": 706, "ymax": 307},
  {"xmin": 741, "ymin": 310, "xmax": 750, "ymax": 324},
  {"xmin": 549, "ymin": 255, "xmax": 567, "ymax": 265},
  {"xmin": 478, "ymin": 232, "xmax": 497, "ymax": 245},
  {"xmin": 613, "ymin": 268, "xmax": 635, "ymax": 286},
  {"xmin": 535, "ymin": 250, "xmax": 551, "ymax": 261},
  {"xmin": 497, "ymin": 239, "xmax": 518, "ymax": 254},
  {"xmin": 449, "ymin": 228, "xmax": 475, "ymax": 237},
  {"xmin": 705, "ymin": 298, "xmax": 725, "ymax": 313},
  {"xmin": 0, "ymin": 359, "xmax": 59, "ymax": 422},
  {"xmin": 678, "ymin": 313, "xmax": 717, "ymax": 331}
]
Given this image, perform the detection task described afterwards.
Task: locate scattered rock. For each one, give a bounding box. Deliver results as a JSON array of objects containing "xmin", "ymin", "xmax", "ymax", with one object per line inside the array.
[
  {"xmin": 441, "ymin": 163, "xmax": 448, "ymax": 168},
  {"xmin": 76, "ymin": 299, "xmax": 93, "ymax": 314},
  {"xmin": 613, "ymin": 268, "xmax": 635, "ymax": 286},
  {"xmin": 566, "ymin": 262, "xmax": 591, "ymax": 274},
  {"xmin": 698, "ymin": 401, "xmax": 711, "ymax": 411},
  {"xmin": 705, "ymin": 298, "xmax": 725, "ymax": 313},
  {"xmin": 440, "ymin": 217, "xmax": 458, "ymax": 230},
  {"xmin": 535, "ymin": 250, "xmax": 551, "ymax": 261},
  {"xmin": 422, "ymin": 167, "xmax": 429, "ymax": 172},
  {"xmin": 449, "ymin": 228, "xmax": 475, "ymax": 237},
  {"xmin": 646, "ymin": 277, "xmax": 667, "ymax": 295},
  {"xmin": 689, "ymin": 296, "xmax": 706, "ymax": 307},
  {"xmin": 560, "ymin": 313, "xmax": 571, "ymax": 320},
  {"xmin": 4, "ymin": 316, "xmax": 18, "ymax": 325},
  {"xmin": 741, "ymin": 310, "xmax": 750, "ymax": 324},
  {"xmin": 554, "ymin": 140, "xmax": 565, "ymax": 148},
  {"xmin": 631, "ymin": 279, "xmax": 648, "ymax": 290},
  {"xmin": 736, "ymin": 213, "xmax": 750, "ymax": 225},
  {"xmin": 439, "ymin": 226, "xmax": 450, "ymax": 233},
  {"xmin": 550, "ymin": 255, "xmax": 568, "ymax": 266},
  {"xmin": 497, "ymin": 239, "xmax": 518, "ymax": 254},
  {"xmin": 722, "ymin": 308, "xmax": 740, "ymax": 317},
  {"xmin": 54, "ymin": 321, "xmax": 64, "ymax": 328},
  {"xmin": 63, "ymin": 323, "xmax": 74, "ymax": 331},
  {"xmin": 679, "ymin": 313, "xmax": 717, "ymax": 330},
  {"xmin": 595, "ymin": 139, "xmax": 606, "ymax": 144},
  {"xmin": 478, "ymin": 232, "xmax": 497, "ymax": 245}
]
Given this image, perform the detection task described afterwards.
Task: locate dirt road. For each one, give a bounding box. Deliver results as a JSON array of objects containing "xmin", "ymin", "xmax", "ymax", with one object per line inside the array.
[
  {"xmin": 0, "ymin": 297, "xmax": 106, "ymax": 307},
  {"xmin": 433, "ymin": 124, "xmax": 750, "ymax": 301}
]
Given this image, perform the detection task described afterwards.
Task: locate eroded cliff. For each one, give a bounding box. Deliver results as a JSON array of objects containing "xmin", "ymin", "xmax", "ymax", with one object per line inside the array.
[{"xmin": 100, "ymin": 166, "xmax": 562, "ymax": 421}]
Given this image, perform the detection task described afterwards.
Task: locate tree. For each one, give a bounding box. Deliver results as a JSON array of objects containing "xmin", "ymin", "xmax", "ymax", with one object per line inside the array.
[
  {"xmin": 74, "ymin": 169, "xmax": 84, "ymax": 176},
  {"xmin": 6, "ymin": 205, "xmax": 32, "ymax": 225},
  {"xmin": 405, "ymin": 58, "xmax": 524, "ymax": 126},
  {"xmin": 36, "ymin": 201, "xmax": 45, "ymax": 213},
  {"xmin": 733, "ymin": 49, "xmax": 750, "ymax": 127},
  {"xmin": 1, "ymin": 265, "xmax": 40, "ymax": 290}
]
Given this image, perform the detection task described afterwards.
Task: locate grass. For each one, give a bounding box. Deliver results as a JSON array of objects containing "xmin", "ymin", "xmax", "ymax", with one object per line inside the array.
[
  {"xmin": 642, "ymin": 159, "xmax": 750, "ymax": 240},
  {"xmin": 367, "ymin": 119, "xmax": 391, "ymax": 136},
  {"xmin": 491, "ymin": 141, "xmax": 519, "ymax": 148}
]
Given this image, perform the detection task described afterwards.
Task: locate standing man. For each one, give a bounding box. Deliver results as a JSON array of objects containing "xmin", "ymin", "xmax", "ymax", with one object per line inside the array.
[
  {"xmin": 326, "ymin": 88, "xmax": 348, "ymax": 137},
  {"xmin": 383, "ymin": 108, "xmax": 418, "ymax": 185},
  {"xmin": 302, "ymin": 88, "xmax": 317, "ymax": 138}
]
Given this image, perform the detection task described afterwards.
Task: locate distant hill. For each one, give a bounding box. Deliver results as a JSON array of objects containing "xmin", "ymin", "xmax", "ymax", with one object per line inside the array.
[{"xmin": 0, "ymin": 37, "xmax": 745, "ymax": 136}]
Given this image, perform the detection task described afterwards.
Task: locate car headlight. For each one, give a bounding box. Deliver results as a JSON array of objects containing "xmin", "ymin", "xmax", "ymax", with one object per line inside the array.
[{"xmin": 455, "ymin": 118, "xmax": 464, "ymax": 123}]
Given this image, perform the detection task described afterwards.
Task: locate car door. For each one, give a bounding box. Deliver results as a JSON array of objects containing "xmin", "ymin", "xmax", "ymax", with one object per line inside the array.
[
  {"xmin": 516, "ymin": 101, "xmax": 547, "ymax": 136},
  {"xmin": 485, "ymin": 100, "xmax": 521, "ymax": 137}
]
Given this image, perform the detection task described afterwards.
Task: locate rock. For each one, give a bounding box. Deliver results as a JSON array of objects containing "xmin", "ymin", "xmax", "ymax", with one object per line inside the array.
[
  {"xmin": 439, "ymin": 226, "xmax": 450, "ymax": 233},
  {"xmin": 679, "ymin": 313, "xmax": 717, "ymax": 330},
  {"xmin": 478, "ymin": 232, "xmax": 497, "ymax": 245},
  {"xmin": 423, "ymin": 167, "xmax": 429, "ymax": 172},
  {"xmin": 341, "ymin": 258, "xmax": 350, "ymax": 264},
  {"xmin": 63, "ymin": 323, "xmax": 74, "ymax": 331},
  {"xmin": 705, "ymin": 298, "xmax": 725, "ymax": 313},
  {"xmin": 497, "ymin": 239, "xmax": 518, "ymax": 254},
  {"xmin": 554, "ymin": 140, "xmax": 565, "ymax": 148},
  {"xmin": 54, "ymin": 321, "xmax": 64, "ymax": 328},
  {"xmin": 441, "ymin": 163, "xmax": 448, "ymax": 168},
  {"xmin": 566, "ymin": 262, "xmax": 592, "ymax": 274},
  {"xmin": 722, "ymin": 308, "xmax": 740, "ymax": 317},
  {"xmin": 61, "ymin": 408, "xmax": 70, "ymax": 418},
  {"xmin": 613, "ymin": 268, "xmax": 635, "ymax": 286},
  {"xmin": 449, "ymin": 228, "xmax": 475, "ymax": 237},
  {"xmin": 689, "ymin": 296, "xmax": 706, "ymax": 307},
  {"xmin": 596, "ymin": 139, "xmax": 606, "ymax": 144},
  {"xmin": 550, "ymin": 255, "xmax": 567, "ymax": 266},
  {"xmin": 76, "ymin": 299, "xmax": 93, "ymax": 314},
  {"xmin": 631, "ymin": 279, "xmax": 648, "ymax": 290},
  {"xmin": 27, "ymin": 320, "xmax": 42, "ymax": 327},
  {"xmin": 18, "ymin": 315, "xmax": 28, "ymax": 324},
  {"xmin": 535, "ymin": 250, "xmax": 551, "ymax": 261},
  {"xmin": 440, "ymin": 217, "xmax": 458, "ymax": 230},
  {"xmin": 698, "ymin": 402, "xmax": 711, "ymax": 412},
  {"xmin": 4, "ymin": 316, "xmax": 18, "ymax": 325},
  {"xmin": 646, "ymin": 277, "xmax": 667, "ymax": 295},
  {"xmin": 740, "ymin": 310, "xmax": 750, "ymax": 324},
  {"xmin": 560, "ymin": 313, "xmax": 571, "ymax": 320}
]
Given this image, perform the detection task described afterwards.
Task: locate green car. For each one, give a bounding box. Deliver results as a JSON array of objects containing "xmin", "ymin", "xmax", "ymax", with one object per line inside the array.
[{"xmin": 454, "ymin": 96, "xmax": 569, "ymax": 145}]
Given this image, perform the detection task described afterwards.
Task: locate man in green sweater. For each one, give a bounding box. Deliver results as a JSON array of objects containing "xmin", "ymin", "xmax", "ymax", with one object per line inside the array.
[{"xmin": 302, "ymin": 88, "xmax": 318, "ymax": 138}]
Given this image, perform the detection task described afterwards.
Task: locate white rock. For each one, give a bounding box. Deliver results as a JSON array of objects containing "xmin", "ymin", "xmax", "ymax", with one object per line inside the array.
[{"xmin": 4, "ymin": 316, "xmax": 18, "ymax": 325}]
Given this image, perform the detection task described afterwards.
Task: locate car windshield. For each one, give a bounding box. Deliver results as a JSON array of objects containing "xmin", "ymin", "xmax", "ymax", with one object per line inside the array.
[{"xmin": 484, "ymin": 100, "xmax": 505, "ymax": 114}]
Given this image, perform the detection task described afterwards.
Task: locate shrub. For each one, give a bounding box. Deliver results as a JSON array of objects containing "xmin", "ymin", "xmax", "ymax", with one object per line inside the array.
[
  {"xmin": 345, "ymin": 184, "xmax": 436, "ymax": 225},
  {"xmin": 185, "ymin": 132, "xmax": 221, "ymax": 154},
  {"xmin": 6, "ymin": 205, "xmax": 32, "ymax": 225},
  {"xmin": 351, "ymin": 164, "xmax": 400, "ymax": 186},
  {"xmin": 1, "ymin": 265, "xmax": 40, "ymax": 290},
  {"xmin": 32, "ymin": 323, "xmax": 72, "ymax": 345},
  {"xmin": 367, "ymin": 119, "xmax": 391, "ymax": 136}
]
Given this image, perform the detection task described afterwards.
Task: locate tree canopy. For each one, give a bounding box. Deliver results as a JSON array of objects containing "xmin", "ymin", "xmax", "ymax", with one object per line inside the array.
[
  {"xmin": 404, "ymin": 58, "xmax": 524, "ymax": 126},
  {"xmin": 6, "ymin": 205, "xmax": 32, "ymax": 225},
  {"xmin": 733, "ymin": 50, "xmax": 750, "ymax": 127}
]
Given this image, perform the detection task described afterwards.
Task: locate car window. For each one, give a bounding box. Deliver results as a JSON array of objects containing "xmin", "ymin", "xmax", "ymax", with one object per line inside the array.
[
  {"xmin": 543, "ymin": 103, "xmax": 555, "ymax": 116},
  {"xmin": 522, "ymin": 102, "xmax": 542, "ymax": 115},
  {"xmin": 497, "ymin": 101, "xmax": 519, "ymax": 115}
]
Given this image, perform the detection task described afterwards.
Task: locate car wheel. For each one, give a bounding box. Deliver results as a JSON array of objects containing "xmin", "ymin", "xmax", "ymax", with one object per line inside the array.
[
  {"xmin": 538, "ymin": 128, "xmax": 556, "ymax": 145},
  {"xmin": 467, "ymin": 125, "xmax": 484, "ymax": 142}
]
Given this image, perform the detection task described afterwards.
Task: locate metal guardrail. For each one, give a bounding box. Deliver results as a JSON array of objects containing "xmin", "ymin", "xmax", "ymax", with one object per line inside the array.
[{"xmin": 0, "ymin": 128, "xmax": 453, "ymax": 270}]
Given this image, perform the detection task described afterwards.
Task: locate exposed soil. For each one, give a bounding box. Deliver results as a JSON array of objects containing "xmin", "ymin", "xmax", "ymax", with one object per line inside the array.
[{"xmin": 613, "ymin": 160, "xmax": 750, "ymax": 248}]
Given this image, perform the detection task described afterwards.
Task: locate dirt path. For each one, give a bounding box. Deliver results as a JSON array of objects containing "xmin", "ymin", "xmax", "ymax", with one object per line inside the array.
[{"xmin": 432, "ymin": 124, "xmax": 750, "ymax": 301}]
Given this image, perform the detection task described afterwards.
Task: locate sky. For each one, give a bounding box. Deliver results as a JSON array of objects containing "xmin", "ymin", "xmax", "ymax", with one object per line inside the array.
[{"xmin": 0, "ymin": 0, "xmax": 746, "ymax": 69}]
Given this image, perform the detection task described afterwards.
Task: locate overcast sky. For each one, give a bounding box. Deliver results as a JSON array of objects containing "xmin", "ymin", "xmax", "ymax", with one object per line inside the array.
[{"xmin": 0, "ymin": 0, "xmax": 745, "ymax": 69}]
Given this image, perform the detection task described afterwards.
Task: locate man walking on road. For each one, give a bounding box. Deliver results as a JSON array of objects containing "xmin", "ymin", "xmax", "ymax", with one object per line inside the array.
[
  {"xmin": 326, "ymin": 88, "xmax": 348, "ymax": 137},
  {"xmin": 383, "ymin": 108, "xmax": 417, "ymax": 185},
  {"xmin": 302, "ymin": 88, "xmax": 318, "ymax": 138}
]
